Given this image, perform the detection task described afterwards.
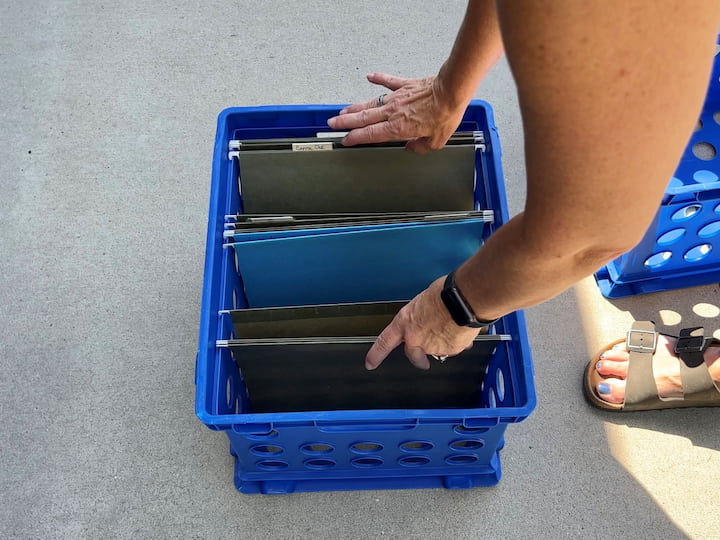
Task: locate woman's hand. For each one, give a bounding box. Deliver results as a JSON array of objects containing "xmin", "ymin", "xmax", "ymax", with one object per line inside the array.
[
  {"xmin": 365, "ymin": 276, "xmax": 481, "ymax": 370},
  {"xmin": 327, "ymin": 72, "xmax": 468, "ymax": 154}
]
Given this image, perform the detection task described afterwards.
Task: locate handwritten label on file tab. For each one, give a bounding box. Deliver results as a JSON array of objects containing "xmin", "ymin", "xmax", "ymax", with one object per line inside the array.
[{"xmin": 291, "ymin": 142, "xmax": 334, "ymax": 152}]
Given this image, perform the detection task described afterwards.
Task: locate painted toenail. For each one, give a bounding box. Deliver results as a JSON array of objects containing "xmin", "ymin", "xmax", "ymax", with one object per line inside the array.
[
  {"xmin": 596, "ymin": 361, "xmax": 604, "ymax": 371},
  {"xmin": 598, "ymin": 382, "xmax": 611, "ymax": 395}
]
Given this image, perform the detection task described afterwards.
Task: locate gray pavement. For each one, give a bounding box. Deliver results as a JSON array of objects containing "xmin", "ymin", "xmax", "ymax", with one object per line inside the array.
[{"xmin": 1, "ymin": 2, "xmax": 718, "ymax": 538}]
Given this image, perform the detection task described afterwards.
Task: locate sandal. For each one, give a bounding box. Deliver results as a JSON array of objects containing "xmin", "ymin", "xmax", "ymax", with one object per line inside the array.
[{"xmin": 584, "ymin": 321, "xmax": 720, "ymax": 411}]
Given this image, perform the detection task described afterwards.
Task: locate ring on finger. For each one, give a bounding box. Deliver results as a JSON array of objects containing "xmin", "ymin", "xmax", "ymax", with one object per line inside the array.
[{"xmin": 377, "ymin": 93, "xmax": 388, "ymax": 107}]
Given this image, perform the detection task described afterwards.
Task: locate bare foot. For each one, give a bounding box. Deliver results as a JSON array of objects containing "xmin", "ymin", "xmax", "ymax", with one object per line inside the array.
[{"xmin": 595, "ymin": 334, "xmax": 720, "ymax": 404}]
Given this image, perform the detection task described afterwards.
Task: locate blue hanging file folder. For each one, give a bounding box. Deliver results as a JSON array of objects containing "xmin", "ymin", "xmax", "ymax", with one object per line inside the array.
[{"xmin": 228, "ymin": 219, "xmax": 487, "ymax": 307}]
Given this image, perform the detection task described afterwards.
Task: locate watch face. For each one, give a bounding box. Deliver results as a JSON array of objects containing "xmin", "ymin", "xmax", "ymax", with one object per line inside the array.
[{"xmin": 441, "ymin": 287, "xmax": 469, "ymax": 326}]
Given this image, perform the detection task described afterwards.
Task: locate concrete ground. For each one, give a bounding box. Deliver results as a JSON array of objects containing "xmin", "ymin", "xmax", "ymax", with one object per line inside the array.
[{"xmin": 1, "ymin": 2, "xmax": 718, "ymax": 538}]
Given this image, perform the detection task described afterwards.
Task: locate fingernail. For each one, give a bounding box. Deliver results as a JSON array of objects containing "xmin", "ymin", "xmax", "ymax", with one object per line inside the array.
[
  {"xmin": 365, "ymin": 362, "xmax": 376, "ymax": 371},
  {"xmin": 327, "ymin": 117, "xmax": 336, "ymax": 128},
  {"xmin": 339, "ymin": 108, "xmax": 347, "ymax": 115},
  {"xmin": 598, "ymin": 382, "xmax": 611, "ymax": 395},
  {"xmin": 599, "ymin": 352, "xmax": 607, "ymax": 359},
  {"xmin": 595, "ymin": 361, "xmax": 604, "ymax": 371}
]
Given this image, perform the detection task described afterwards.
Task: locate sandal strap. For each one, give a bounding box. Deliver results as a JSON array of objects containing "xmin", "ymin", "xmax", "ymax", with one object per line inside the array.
[
  {"xmin": 624, "ymin": 324, "xmax": 720, "ymax": 409},
  {"xmin": 675, "ymin": 326, "xmax": 720, "ymax": 396},
  {"xmin": 624, "ymin": 321, "xmax": 660, "ymax": 410},
  {"xmin": 679, "ymin": 359, "xmax": 718, "ymax": 395},
  {"xmin": 675, "ymin": 327, "xmax": 711, "ymax": 368}
]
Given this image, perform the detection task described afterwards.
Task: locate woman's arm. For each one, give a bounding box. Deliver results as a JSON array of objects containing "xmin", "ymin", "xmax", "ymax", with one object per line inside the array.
[
  {"xmin": 365, "ymin": 0, "xmax": 720, "ymax": 369},
  {"xmin": 328, "ymin": 0, "xmax": 503, "ymax": 152}
]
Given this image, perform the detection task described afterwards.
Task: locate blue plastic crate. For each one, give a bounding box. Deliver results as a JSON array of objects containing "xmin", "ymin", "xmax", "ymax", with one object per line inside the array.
[
  {"xmin": 596, "ymin": 40, "xmax": 720, "ymax": 297},
  {"xmin": 196, "ymin": 103, "xmax": 537, "ymax": 494}
]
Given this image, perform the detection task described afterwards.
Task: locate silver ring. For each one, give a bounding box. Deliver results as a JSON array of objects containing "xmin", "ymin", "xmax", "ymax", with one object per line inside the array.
[
  {"xmin": 430, "ymin": 354, "xmax": 449, "ymax": 363},
  {"xmin": 377, "ymin": 93, "xmax": 387, "ymax": 107}
]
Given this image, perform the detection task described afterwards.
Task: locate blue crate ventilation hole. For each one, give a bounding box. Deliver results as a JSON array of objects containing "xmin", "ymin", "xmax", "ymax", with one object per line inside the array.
[
  {"xmin": 596, "ymin": 39, "xmax": 720, "ymax": 297},
  {"xmin": 196, "ymin": 103, "xmax": 536, "ymax": 495}
]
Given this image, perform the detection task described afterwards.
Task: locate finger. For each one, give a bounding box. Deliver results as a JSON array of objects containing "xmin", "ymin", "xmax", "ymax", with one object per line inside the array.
[
  {"xmin": 328, "ymin": 107, "xmax": 388, "ymax": 130},
  {"xmin": 405, "ymin": 345, "xmax": 431, "ymax": 370},
  {"xmin": 366, "ymin": 319, "xmax": 404, "ymax": 370},
  {"xmin": 406, "ymin": 136, "xmax": 447, "ymax": 154},
  {"xmin": 405, "ymin": 137, "xmax": 433, "ymax": 155},
  {"xmin": 339, "ymin": 97, "xmax": 383, "ymax": 116},
  {"xmin": 342, "ymin": 122, "xmax": 399, "ymax": 146},
  {"xmin": 367, "ymin": 72, "xmax": 410, "ymax": 91}
]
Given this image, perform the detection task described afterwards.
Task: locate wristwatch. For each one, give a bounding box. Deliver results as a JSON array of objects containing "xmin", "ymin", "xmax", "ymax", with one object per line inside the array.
[{"xmin": 440, "ymin": 270, "xmax": 499, "ymax": 328}]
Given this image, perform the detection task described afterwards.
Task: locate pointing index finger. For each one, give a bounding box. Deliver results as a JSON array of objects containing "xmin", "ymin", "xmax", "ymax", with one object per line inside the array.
[{"xmin": 365, "ymin": 318, "xmax": 404, "ymax": 370}]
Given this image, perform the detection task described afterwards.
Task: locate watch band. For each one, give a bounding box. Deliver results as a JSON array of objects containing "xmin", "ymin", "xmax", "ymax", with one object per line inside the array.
[{"xmin": 441, "ymin": 270, "xmax": 499, "ymax": 328}]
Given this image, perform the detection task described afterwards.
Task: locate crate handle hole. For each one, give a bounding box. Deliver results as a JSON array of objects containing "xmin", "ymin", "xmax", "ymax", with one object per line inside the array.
[
  {"xmin": 692, "ymin": 142, "xmax": 716, "ymax": 161},
  {"xmin": 672, "ymin": 204, "xmax": 702, "ymax": 222},
  {"xmin": 450, "ymin": 439, "xmax": 485, "ymax": 451},
  {"xmin": 250, "ymin": 444, "xmax": 284, "ymax": 456},
  {"xmin": 256, "ymin": 460, "xmax": 289, "ymax": 471},
  {"xmin": 699, "ymin": 222, "xmax": 720, "ymax": 239},
  {"xmin": 350, "ymin": 442, "xmax": 384, "ymax": 454},
  {"xmin": 398, "ymin": 455, "xmax": 431, "ymax": 467},
  {"xmin": 226, "ymin": 378, "xmax": 233, "ymax": 407},
  {"xmin": 693, "ymin": 169, "xmax": 719, "ymax": 183},
  {"xmin": 351, "ymin": 457, "xmax": 384, "ymax": 468},
  {"xmin": 684, "ymin": 244, "xmax": 712, "ymax": 262},
  {"xmin": 657, "ymin": 228, "xmax": 686, "ymax": 246},
  {"xmin": 304, "ymin": 458, "xmax": 336, "ymax": 470},
  {"xmin": 300, "ymin": 443, "xmax": 334, "ymax": 455},
  {"xmin": 399, "ymin": 441, "xmax": 434, "ymax": 452},
  {"xmin": 488, "ymin": 388, "xmax": 497, "ymax": 408},
  {"xmin": 496, "ymin": 368, "xmax": 506, "ymax": 402},
  {"xmin": 446, "ymin": 454, "xmax": 480, "ymax": 465},
  {"xmin": 454, "ymin": 425, "xmax": 490, "ymax": 435},
  {"xmin": 644, "ymin": 251, "xmax": 673, "ymax": 269}
]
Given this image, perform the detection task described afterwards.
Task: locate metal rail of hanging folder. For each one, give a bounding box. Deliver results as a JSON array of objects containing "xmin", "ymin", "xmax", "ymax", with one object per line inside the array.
[{"xmin": 222, "ymin": 210, "xmax": 494, "ymax": 240}]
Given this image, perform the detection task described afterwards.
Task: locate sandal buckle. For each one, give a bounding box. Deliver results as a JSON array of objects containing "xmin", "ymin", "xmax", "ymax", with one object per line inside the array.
[
  {"xmin": 674, "ymin": 327, "xmax": 709, "ymax": 355},
  {"xmin": 675, "ymin": 336, "xmax": 708, "ymax": 354},
  {"xmin": 626, "ymin": 329, "xmax": 657, "ymax": 353}
]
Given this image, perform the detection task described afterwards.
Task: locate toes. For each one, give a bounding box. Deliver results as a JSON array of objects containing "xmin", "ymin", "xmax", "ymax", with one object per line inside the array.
[
  {"xmin": 596, "ymin": 358, "xmax": 629, "ymax": 378},
  {"xmin": 598, "ymin": 348, "xmax": 629, "ymax": 362},
  {"xmin": 596, "ymin": 378, "xmax": 626, "ymax": 404}
]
